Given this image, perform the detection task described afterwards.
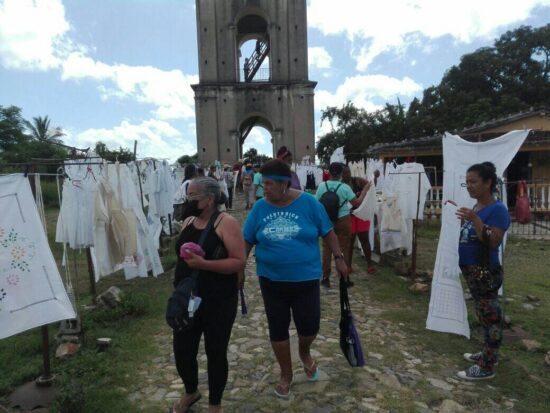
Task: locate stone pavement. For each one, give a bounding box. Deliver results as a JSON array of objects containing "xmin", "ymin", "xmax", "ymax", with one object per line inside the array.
[{"xmin": 130, "ymin": 192, "xmax": 518, "ymax": 413}]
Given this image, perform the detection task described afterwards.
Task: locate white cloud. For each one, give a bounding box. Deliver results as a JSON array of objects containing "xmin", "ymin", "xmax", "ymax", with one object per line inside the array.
[
  {"xmin": 62, "ymin": 53, "xmax": 198, "ymax": 120},
  {"xmin": 242, "ymin": 127, "xmax": 273, "ymax": 155},
  {"xmin": 308, "ymin": 0, "xmax": 550, "ymax": 70},
  {"xmin": 0, "ymin": 0, "xmax": 72, "ymax": 70},
  {"xmin": 315, "ymin": 74, "xmax": 422, "ymax": 112},
  {"xmin": 67, "ymin": 119, "xmax": 197, "ymax": 162},
  {"xmin": 309, "ymin": 46, "xmax": 333, "ymax": 69},
  {"xmin": 0, "ymin": 1, "xmax": 198, "ymax": 123}
]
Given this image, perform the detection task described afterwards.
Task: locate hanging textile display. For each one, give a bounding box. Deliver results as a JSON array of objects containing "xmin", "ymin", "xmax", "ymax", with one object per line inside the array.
[
  {"xmin": 330, "ymin": 146, "xmax": 345, "ymax": 164},
  {"xmin": 426, "ymin": 130, "xmax": 528, "ymax": 338},
  {"xmin": 55, "ymin": 159, "xmax": 101, "ymax": 249},
  {"xmin": 0, "ymin": 175, "xmax": 76, "ymax": 340},
  {"xmin": 106, "ymin": 163, "xmax": 164, "ymax": 280}
]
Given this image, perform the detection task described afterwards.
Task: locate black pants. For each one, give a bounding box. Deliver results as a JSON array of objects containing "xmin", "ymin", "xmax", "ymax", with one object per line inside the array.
[
  {"xmin": 225, "ymin": 187, "xmax": 233, "ymax": 209},
  {"xmin": 173, "ymin": 294, "xmax": 237, "ymax": 405}
]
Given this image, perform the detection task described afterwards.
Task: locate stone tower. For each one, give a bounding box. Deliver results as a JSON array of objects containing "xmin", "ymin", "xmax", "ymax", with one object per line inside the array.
[{"xmin": 192, "ymin": 0, "xmax": 317, "ymax": 163}]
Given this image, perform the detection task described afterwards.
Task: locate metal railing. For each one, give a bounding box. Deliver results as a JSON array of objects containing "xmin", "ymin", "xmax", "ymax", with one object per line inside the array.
[
  {"xmin": 423, "ymin": 182, "xmax": 550, "ymax": 237},
  {"xmin": 240, "ymin": 67, "xmax": 271, "ymax": 82}
]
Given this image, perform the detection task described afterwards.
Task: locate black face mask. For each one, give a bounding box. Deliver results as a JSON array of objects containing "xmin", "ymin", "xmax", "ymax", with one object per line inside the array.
[{"xmin": 185, "ymin": 200, "xmax": 204, "ymax": 217}]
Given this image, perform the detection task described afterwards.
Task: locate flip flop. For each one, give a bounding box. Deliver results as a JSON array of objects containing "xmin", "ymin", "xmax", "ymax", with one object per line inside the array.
[
  {"xmin": 171, "ymin": 393, "xmax": 202, "ymax": 413},
  {"xmin": 304, "ymin": 360, "xmax": 320, "ymax": 382},
  {"xmin": 274, "ymin": 380, "xmax": 292, "ymax": 398}
]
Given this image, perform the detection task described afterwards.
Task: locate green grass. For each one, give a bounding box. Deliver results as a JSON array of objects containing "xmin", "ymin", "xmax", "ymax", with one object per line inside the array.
[
  {"xmin": 1, "ymin": 207, "xmax": 548, "ymax": 412},
  {"xmin": 363, "ymin": 220, "xmax": 550, "ymax": 413},
  {"xmin": 0, "ymin": 208, "xmax": 178, "ymax": 412}
]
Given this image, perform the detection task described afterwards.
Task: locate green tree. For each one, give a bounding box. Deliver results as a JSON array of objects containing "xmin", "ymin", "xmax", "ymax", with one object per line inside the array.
[
  {"xmin": 95, "ymin": 141, "xmax": 135, "ymax": 163},
  {"xmin": 0, "ymin": 106, "xmax": 67, "ymax": 164},
  {"xmin": 243, "ymin": 148, "xmax": 270, "ymax": 165},
  {"xmin": 23, "ymin": 115, "xmax": 65, "ymax": 142},
  {"xmin": 177, "ymin": 153, "xmax": 199, "ymax": 165}
]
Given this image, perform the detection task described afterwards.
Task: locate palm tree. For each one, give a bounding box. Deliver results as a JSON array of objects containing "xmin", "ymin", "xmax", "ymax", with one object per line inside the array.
[{"xmin": 23, "ymin": 115, "xmax": 65, "ymax": 142}]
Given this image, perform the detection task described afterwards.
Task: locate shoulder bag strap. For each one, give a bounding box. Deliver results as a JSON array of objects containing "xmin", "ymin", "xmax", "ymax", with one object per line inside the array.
[{"xmin": 189, "ymin": 211, "xmax": 221, "ymax": 281}]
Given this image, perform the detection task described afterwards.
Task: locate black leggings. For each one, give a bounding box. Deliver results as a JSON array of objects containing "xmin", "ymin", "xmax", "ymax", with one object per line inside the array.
[
  {"xmin": 259, "ymin": 277, "xmax": 320, "ymax": 341},
  {"xmin": 173, "ymin": 294, "xmax": 237, "ymax": 405}
]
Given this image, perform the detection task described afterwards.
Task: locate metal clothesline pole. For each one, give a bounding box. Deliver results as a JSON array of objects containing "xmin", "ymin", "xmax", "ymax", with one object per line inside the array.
[{"xmin": 26, "ymin": 164, "xmax": 54, "ymax": 386}]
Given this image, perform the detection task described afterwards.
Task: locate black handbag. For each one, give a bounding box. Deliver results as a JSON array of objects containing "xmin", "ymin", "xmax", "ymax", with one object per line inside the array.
[
  {"xmin": 166, "ymin": 211, "xmax": 220, "ymax": 331},
  {"xmin": 470, "ymin": 225, "xmax": 503, "ymax": 294},
  {"xmin": 339, "ymin": 278, "xmax": 365, "ymax": 367}
]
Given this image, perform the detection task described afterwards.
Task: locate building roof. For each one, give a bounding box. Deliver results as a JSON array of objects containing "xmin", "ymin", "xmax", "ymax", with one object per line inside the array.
[
  {"xmin": 460, "ymin": 107, "xmax": 550, "ymax": 134},
  {"xmin": 367, "ymin": 107, "xmax": 550, "ymax": 156}
]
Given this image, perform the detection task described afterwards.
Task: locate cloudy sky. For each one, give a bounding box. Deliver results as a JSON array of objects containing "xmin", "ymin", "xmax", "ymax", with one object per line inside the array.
[{"xmin": 1, "ymin": 0, "xmax": 550, "ymax": 161}]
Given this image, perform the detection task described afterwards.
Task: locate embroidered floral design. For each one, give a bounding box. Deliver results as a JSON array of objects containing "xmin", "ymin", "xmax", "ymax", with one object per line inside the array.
[
  {"xmin": 0, "ymin": 228, "xmax": 35, "ymax": 273},
  {"xmin": 0, "ymin": 288, "xmax": 6, "ymax": 313},
  {"xmin": 11, "ymin": 246, "xmax": 26, "ymax": 260},
  {"xmin": 6, "ymin": 274, "xmax": 20, "ymax": 286},
  {"xmin": 0, "ymin": 228, "xmax": 17, "ymax": 248}
]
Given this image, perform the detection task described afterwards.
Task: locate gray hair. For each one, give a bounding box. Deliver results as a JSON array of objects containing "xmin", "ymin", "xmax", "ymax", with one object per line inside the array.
[{"xmin": 191, "ymin": 176, "xmax": 225, "ymax": 207}]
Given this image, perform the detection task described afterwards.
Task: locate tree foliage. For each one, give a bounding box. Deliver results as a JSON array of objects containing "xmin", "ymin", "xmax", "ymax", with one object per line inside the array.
[
  {"xmin": 243, "ymin": 148, "xmax": 271, "ymax": 165},
  {"xmin": 23, "ymin": 115, "xmax": 65, "ymax": 142},
  {"xmin": 0, "ymin": 106, "xmax": 68, "ymax": 164},
  {"xmin": 316, "ymin": 24, "xmax": 550, "ymax": 162},
  {"xmin": 177, "ymin": 153, "xmax": 199, "ymax": 165},
  {"xmin": 94, "ymin": 141, "xmax": 135, "ymax": 163}
]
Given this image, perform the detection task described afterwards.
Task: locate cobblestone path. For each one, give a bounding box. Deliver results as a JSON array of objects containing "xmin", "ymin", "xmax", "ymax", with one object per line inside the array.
[{"xmin": 129, "ymin": 193, "xmax": 518, "ymax": 413}]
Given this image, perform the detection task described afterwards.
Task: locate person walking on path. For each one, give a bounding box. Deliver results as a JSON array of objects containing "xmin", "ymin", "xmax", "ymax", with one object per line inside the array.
[
  {"xmin": 342, "ymin": 166, "xmax": 376, "ymax": 274},
  {"xmin": 454, "ymin": 162, "xmax": 509, "ymax": 381},
  {"xmin": 276, "ymin": 146, "xmax": 302, "ymax": 190},
  {"xmin": 242, "ymin": 160, "xmax": 349, "ymax": 398},
  {"xmin": 171, "ymin": 177, "xmax": 246, "ymax": 413},
  {"xmin": 253, "ymin": 165, "xmax": 264, "ymax": 202},
  {"xmin": 315, "ymin": 162, "xmax": 371, "ymax": 288},
  {"xmin": 241, "ymin": 164, "xmax": 255, "ymax": 209},
  {"xmin": 223, "ymin": 164, "xmax": 234, "ymax": 210}
]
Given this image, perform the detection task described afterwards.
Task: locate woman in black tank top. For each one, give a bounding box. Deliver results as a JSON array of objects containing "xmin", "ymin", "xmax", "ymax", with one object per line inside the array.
[{"xmin": 171, "ymin": 177, "xmax": 245, "ymax": 413}]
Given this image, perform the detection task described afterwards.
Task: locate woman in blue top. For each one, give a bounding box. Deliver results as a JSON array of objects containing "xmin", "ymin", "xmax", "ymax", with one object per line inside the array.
[
  {"xmin": 455, "ymin": 162, "xmax": 510, "ymax": 381},
  {"xmin": 243, "ymin": 160, "xmax": 349, "ymax": 398}
]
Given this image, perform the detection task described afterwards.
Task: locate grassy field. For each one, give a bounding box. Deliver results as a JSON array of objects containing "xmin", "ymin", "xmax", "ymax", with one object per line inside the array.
[
  {"xmin": 0, "ymin": 210, "xmax": 548, "ymax": 412},
  {"xmin": 0, "ymin": 208, "xmax": 177, "ymax": 412},
  {"xmin": 367, "ymin": 220, "xmax": 550, "ymax": 413}
]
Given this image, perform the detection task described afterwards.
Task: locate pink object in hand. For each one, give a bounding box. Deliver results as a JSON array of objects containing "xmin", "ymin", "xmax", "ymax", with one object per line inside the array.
[{"xmin": 180, "ymin": 242, "xmax": 205, "ymax": 260}]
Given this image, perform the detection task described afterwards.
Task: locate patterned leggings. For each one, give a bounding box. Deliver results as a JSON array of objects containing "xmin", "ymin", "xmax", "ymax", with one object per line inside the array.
[
  {"xmin": 462, "ymin": 265, "xmax": 504, "ymax": 371},
  {"xmin": 474, "ymin": 297, "xmax": 503, "ymax": 370}
]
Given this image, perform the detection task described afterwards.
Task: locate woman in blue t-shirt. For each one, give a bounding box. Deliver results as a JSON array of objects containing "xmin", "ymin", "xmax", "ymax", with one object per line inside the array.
[
  {"xmin": 242, "ymin": 160, "xmax": 349, "ymax": 398},
  {"xmin": 455, "ymin": 162, "xmax": 510, "ymax": 381}
]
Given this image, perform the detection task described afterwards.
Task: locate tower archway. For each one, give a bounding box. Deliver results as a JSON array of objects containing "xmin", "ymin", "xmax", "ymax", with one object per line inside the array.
[
  {"xmin": 238, "ymin": 114, "xmax": 275, "ymax": 159},
  {"xmin": 193, "ymin": 0, "xmax": 316, "ymax": 164}
]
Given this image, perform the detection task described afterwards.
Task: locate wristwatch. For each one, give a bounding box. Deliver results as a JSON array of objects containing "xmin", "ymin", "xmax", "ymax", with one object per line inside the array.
[{"xmin": 334, "ymin": 253, "xmax": 345, "ymax": 260}]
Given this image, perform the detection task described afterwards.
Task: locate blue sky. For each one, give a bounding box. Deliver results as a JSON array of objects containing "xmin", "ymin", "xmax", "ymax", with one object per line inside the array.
[{"xmin": 1, "ymin": 0, "xmax": 550, "ymax": 161}]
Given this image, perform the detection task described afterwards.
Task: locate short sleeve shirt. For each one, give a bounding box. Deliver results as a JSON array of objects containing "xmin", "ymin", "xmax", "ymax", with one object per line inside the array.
[
  {"xmin": 253, "ymin": 172, "xmax": 264, "ymax": 198},
  {"xmin": 458, "ymin": 201, "xmax": 510, "ymax": 267},
  {"xmin": 243, "ymin": 192, "xmax": 333, "ymax": 282},
  {"xmin": 314, "ymin": 180, "xmax": 356, "ymax": 218}
]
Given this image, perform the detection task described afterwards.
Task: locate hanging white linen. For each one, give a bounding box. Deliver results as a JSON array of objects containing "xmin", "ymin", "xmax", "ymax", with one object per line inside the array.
[
  {"xmin": 0, "ymin": 175, "xmax": 75, "ymax": 339},
  {"xmin": 426, "ymin": 130, "xmax": 528, "ymax": 338},
  {"xmin": 388, "ymin": 163, "xmax": 432, "ymax": 220},
  {"xmin": 330, "ymin": 146, "xmax": 345, "ymax": 164},
  {"xmin": 55, "ymin": 160, "xmax": 101, "ymax": 249},
  {"xmin": 109, "ymin": 163, "xmax": 164, "ymax": 279}
]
